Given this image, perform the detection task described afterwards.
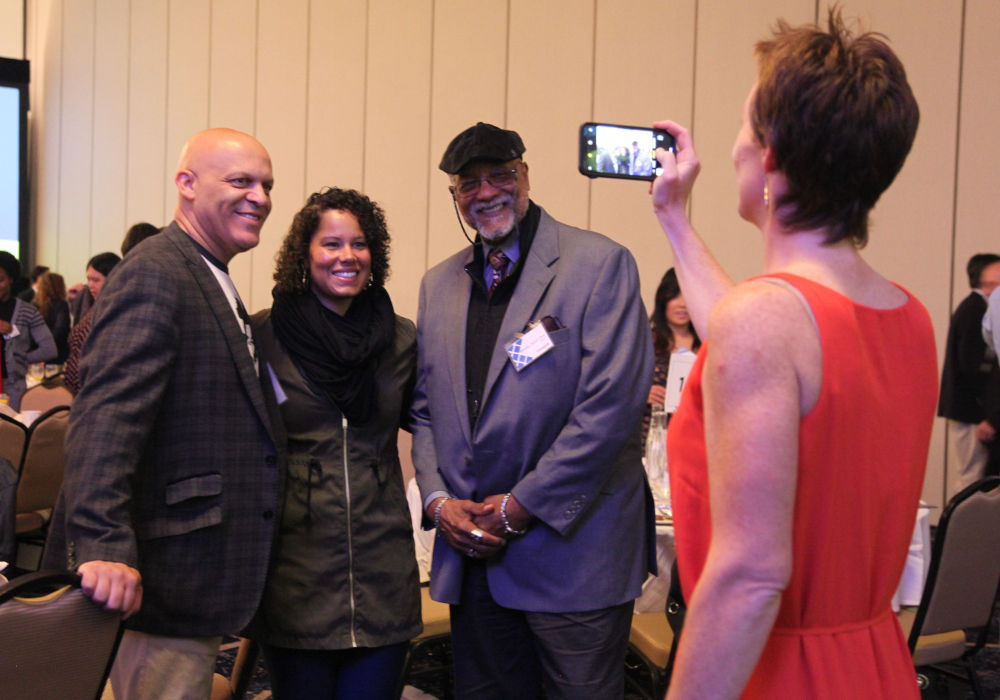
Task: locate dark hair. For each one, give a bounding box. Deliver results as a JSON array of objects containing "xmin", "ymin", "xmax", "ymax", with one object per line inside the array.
[
  {"xmin": 121, "ymin": 222, "xmax": 160, "ymax": 256},
  {"xmin": 273, "ymin": 188, "xmax": 391, "ymax": 295},
  {"xmin": 35, "ymin": 271, "xmax": 67, "ymax": 318},
  {"xmin": 87, "ymin": 252, "xmax": 122, "ymax": 278},
  {"xmin": 751, "ymin": 8, "xmax": 919, "ymax": 247},
  {"xmin": 0, "ymin": 251, "xmax": 21, "ymax": 281},
  {"xmin": 29, "ymin": 265, "xmax": 50, "ymax": 282},
  {"xmin": 650, "ymin": 268, "xmax": 701, "ymax": 357},
  {"xmin": 967, "ymin": 253, "xmax": 1000, "ymax": 289}
]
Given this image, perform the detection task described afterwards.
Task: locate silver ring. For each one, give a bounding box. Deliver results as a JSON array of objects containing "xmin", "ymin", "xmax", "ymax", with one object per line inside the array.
[
  {"xmin": 466, "ymin": 547, "xmax": 477, "ymax": 557},
  {"xmin": 470, "ymin": 528, "xmax": 484, "ymax": 542}
]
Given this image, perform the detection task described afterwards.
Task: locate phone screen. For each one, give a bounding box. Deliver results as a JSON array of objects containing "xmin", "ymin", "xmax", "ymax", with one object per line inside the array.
[{"xmin": 578, "ymin": 122, "xmax": 675, "ymax": 181}]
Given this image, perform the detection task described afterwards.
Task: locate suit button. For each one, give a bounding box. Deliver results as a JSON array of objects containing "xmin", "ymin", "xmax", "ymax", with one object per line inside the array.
[
  {"xmin": 265, "ymin": 455, "xmax": 277, "ymax": 467},
  {"xmin": 464, "ymin": 456, "xmax": 472, "ymax": 466},
  {"xmin": 263, "ymin": 510, "xmax": 274, "ymax": 520}
]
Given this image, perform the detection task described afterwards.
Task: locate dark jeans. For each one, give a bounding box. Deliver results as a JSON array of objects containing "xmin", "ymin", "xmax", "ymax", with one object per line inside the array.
[
  {"xmin": 450, "ymin": 559, "xmax": 634, "ymax": 700},
  {"xmin": 261, "ymin": 641, "xmax": 408, "ymax": 700}
]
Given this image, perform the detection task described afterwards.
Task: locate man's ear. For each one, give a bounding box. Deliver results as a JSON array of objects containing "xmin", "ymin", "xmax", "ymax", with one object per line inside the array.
[{"xmin": 176, "ymin": 170, "xmax": 196, "ymax": 200}]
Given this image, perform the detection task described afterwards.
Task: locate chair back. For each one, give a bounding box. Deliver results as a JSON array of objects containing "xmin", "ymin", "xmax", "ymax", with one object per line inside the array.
[
  {"xmin": 0, "ymin": 411, "xmax": 28, "ymax": 470},
  {"xmin": 908, "ymin": 477, "xmax": 1000, "ymax": 649},
  {"xmin": 20, "ymin": 380, "xmax": 74, "ymax": 412},
  {"xmin": 0, "ymin": 570, "xmax": 123, "ymax": 700},
  {"xmin": 16, "ymin": 406, "xmax": 70, "ymax": 514}
]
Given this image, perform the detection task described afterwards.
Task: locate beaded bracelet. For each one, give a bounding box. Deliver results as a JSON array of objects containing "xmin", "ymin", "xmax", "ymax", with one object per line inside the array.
[
  {"xmin": 501, "ymin": 492, "xmax": 527, "ymax": 536},
  {"xmin": 432, "ymin": 496, "xmax": 452, "ymax": 533}
]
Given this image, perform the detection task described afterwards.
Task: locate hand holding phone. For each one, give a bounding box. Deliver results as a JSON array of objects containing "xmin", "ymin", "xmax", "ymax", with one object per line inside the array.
[{"xmin": 579, "ymin": 122, "xmax": 676, "ymax": 181}]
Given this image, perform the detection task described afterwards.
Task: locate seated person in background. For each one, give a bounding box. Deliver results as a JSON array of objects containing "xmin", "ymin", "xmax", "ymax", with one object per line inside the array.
[
  {"xmin": 64, "ymin": 252, "xmax": 121, "ymax": 394},
  {"xmin": 121, "ymin": 221, "xmax": 161, "ymax": 256},
  {"xmin": 0, "ymin": 252, "xmax": 57, "ymax": 410},
  {"xmin": 641, "ymin": 267, "xmax": 700, "ymax": 445},
  {"xmin": 35, "ymin": 271, "xmax": 71, "ymax": 363},
  {"xmin": 17, "ymin": 264, "xmax": 49, "ymax": 303}
]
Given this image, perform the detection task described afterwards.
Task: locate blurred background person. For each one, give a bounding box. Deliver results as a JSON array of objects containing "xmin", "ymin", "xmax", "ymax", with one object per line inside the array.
[
  {"xmin": 938, "ymin": 252, "xmax": 1000, "ymax": 495},
  {"xmin": 652, "ymin": 10, "xmax": 934, "ymax": 698},
  {"xmin": 0, "ymin": 252, "xmax": 57, "ymax": 410},
  {"xmin": 248, "ymin": 188, "xmax": 419, "ymax": 699},
  {"xmin": 121, "ymin": 221, "xmax": 161, "ymax": 257},
  {"xmin": 642, "ymin": 267, "xmax": 700, "ymax": 445},
  {"xmin": 17, "ymin": 264, "xmax": 49, "ymax": 302},
  {"xmin": 34, "ymin": 271, "xmax": 71, "ymax": 363},
  {"xmin": 64, "ymin": 252, "xmax": 121, "ymax": 394}
]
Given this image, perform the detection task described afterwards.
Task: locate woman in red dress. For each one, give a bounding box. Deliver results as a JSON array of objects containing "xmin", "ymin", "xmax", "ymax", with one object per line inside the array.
[{"xmin": 652, "ymin": 10, "xmax": 936, "ymax": 698}]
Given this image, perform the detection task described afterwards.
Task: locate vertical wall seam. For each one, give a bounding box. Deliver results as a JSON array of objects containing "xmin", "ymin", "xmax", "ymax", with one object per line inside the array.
[
  {"xmin": 88, "ymin": 0, "xmax": 96, "ymax": 252},
  {"xmin": 424, "ymin": 0, "xmax": 435, "ymax": 271},
  {"xmin": 162, "ymin": 0, "xmax": 171, "ymax": 223},
  {"xmin": 361, "ymin": 0, "xmax": 369, "ymax": 189},
  {"xmin": 123, "ymin": 0, "xmax": 131, "ymax": 232},
  {"xmin": 688, "ymin": 0, "xmax": 698, "ymax": 220},
  {"xmin": 586, "ymin": 0, "xmax": 597, "ymax": 231},
  {"xmin": 942, "ymin": 0, "xmax": 969, "ymax": 504},
  {"xmin": 55, "ymin": 0, "xmax": 63, "ymax": 265},
  {"xmin": 503, "ymin": 0, "xmax": 510, "ymax": 126},
  {"xmin": 303, "ymin": 0, "xmax": 311, "ymax": 199}
]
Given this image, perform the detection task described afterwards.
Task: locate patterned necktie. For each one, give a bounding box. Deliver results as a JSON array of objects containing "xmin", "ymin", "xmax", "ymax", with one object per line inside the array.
[{"xmin": 487, "ymin": 248, "xmax": 511, "ymax": 298}]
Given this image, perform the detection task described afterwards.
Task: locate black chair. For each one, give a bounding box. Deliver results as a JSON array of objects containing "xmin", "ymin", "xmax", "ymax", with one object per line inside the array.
[
  {"xmin": 897, "ymin": 477, "xmax": 1000, "ymax": 698},
  {"xmin": 0, "ymin": 569, "xmax": 124, "ymax": 700}
]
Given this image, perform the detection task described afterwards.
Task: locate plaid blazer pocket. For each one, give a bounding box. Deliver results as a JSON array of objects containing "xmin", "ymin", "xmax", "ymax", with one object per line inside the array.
[{"xmin": 136, "ymin": 473, "xmax": 223, "ymax": 540}]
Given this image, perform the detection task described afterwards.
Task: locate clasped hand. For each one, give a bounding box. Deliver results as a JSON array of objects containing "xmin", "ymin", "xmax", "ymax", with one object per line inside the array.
[{"xmin": 430, "ymin": 493, "xmax": 531, "ymax": 560}]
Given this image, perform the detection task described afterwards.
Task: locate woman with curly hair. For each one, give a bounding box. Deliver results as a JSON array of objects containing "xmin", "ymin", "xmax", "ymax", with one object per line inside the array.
[{"xmin": 248, "ymin": 188, "xmax": 420, "ymax": 699}]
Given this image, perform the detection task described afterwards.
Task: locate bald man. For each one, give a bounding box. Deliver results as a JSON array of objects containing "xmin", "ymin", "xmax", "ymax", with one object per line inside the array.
[{"xmin": 44, "ymin": 128, "xmax": 285, "ymax": 699}]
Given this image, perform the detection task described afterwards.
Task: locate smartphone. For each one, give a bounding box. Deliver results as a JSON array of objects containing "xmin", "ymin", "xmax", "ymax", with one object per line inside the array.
[{"xmin": 578, "ymin": 122, "xmax": 675, "ymax": 181}]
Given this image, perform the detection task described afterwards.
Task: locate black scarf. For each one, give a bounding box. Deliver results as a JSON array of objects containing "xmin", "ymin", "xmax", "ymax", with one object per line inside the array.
[{"xmin": 271, "ymin": 286, "xmax": 395, "ymax": 424}]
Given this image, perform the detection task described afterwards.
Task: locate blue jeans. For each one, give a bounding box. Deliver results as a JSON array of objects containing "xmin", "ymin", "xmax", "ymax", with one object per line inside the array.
[{"xmin": 261, "ymin": 641, "xmax": 408, "ymax": 700}]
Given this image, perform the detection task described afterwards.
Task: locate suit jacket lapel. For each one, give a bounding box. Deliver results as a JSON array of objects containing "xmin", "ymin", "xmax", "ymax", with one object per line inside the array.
[
  {"xmin": 166, "ymin": 225, "xmax": 278, "ymax": 445},
  {"xmin": 481, "ymin": 210, "xmax": 559, "ymax": 407}
]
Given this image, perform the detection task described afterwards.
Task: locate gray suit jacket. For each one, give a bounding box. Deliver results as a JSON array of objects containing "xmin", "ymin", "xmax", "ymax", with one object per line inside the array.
[
  {"xmin": 412, "ymin": 206, "xmax": 655, "ymax": 612},
  {"xmin": 45, "ymin": 223, "xmax": 283, "ymax": 636}
]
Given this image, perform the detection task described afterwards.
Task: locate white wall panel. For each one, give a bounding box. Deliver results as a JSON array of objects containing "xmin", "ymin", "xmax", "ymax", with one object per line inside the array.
[
  {"xmin": 162, "ymin": 0, "xmax": 211, "ymax": 230},
  {"xmin": 304, "ymin": 0, "xmax": 367, "ymax": 196},
  {"xmin": 125, "ymin": 0, "xmax": 168, "ymax": 230},
  {"xmin": 57, "ymin": 0, "xmax": 95, "ymax": 273},
  {"xmin": 507, "ymin": 0, "xmax": 594, "ymax": 231},
  {"xmin": 426, "ymin": 0, "xmax": 509, "ymax": 273},
  {"xmin": 365, "ymin": 0, "xmax": 432, "ymax": 321},
  {"xmin": 0, "ymin": 0, "xmax": 23, "ymax": 59},
  {"xmin": 590, "ymin": 0, "xmax": 697, "ymax": 311},
  {"xmin": 249, "ymin": 0, "xmax": 308, "ymax": 312},
  {"xmin": 30, "ymin": 0, "xmax": 63, "ymax": 269},
  {"xmin": 90, "ymin": 0, "xmax": 130, "ymax": 256}
]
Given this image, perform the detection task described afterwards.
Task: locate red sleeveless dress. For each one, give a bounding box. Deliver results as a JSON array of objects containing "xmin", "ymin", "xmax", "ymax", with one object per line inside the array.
[{"xmin": 668, "ymin": 273, "xmax": 937, "ymax": 699}]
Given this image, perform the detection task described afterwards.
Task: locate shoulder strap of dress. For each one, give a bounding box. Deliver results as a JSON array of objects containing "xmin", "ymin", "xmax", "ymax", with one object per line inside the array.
[{"xmin": 756, "ymin": 276, "xmax": 819, "ymax": 334}]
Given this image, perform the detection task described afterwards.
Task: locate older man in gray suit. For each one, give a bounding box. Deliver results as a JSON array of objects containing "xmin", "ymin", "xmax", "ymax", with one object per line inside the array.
[
  {"xmin": 45, "ymin": 128, "xmax": 283, "ymax": 699},
  {"xmin": 412, "ymin": 122, "xmax": 655, "ymax": 699}
]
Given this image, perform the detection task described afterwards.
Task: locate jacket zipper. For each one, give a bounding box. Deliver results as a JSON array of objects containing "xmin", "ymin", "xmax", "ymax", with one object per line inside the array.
[{"xmin": 343, "ymin": 414, "xmax": 358, "ymax": 647}]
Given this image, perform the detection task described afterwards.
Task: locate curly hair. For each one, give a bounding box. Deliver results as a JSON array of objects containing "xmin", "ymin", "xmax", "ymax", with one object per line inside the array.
[
  {"xmin": 273, "ymin": 187, "xmax": 391, "ymax": 295},
  {"xmin": 751, "ymin": 8, "xmax": 919, "ymax": 247}
]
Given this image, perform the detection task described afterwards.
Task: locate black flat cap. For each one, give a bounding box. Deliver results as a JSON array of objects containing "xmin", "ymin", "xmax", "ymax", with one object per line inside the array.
[{"xmin": 439, "ymin": 122, "xmax": 525, "ymax": 174}]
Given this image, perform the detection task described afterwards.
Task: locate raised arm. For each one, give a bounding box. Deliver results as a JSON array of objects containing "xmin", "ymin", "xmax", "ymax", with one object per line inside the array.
[{"xmin": 651, "ymin": 120, "xmax": 734, "ymax": 340}]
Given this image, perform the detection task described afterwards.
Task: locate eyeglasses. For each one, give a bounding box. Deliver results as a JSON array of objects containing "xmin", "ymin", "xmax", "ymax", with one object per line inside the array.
[{"xmin": 451, "ymin": 168, "xmax": 519, "ymax": 198}]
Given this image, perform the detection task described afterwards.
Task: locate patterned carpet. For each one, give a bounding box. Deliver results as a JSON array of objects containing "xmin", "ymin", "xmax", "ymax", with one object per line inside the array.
[{"xmin": 213, "ymin": 635, "xmax": 1000, "ymax": 699}]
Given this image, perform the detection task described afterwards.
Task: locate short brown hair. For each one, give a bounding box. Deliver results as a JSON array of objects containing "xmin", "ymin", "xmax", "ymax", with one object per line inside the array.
[
  {"xmin": 752, "ymin": 8, "xmax": 919, "ymax": 247},
  {"xmin": 273, "ymin": 187, "xmax": 391, "ymax": 295}
]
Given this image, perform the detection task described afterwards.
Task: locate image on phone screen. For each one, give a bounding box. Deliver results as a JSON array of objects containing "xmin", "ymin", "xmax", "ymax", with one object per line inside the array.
[{"xmin": 579, "ymin": 122, "xmax": 675, "ymax": 181}]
